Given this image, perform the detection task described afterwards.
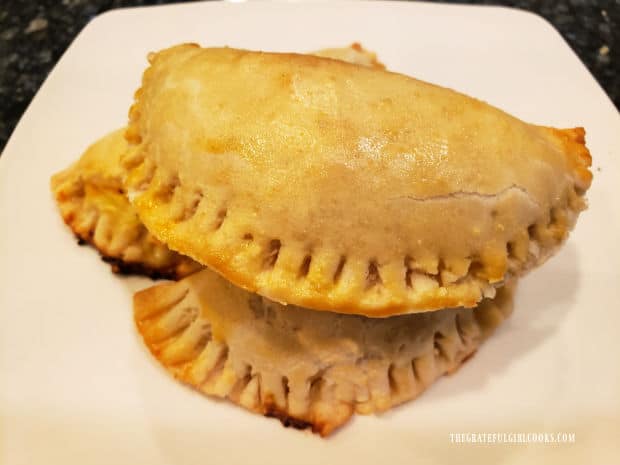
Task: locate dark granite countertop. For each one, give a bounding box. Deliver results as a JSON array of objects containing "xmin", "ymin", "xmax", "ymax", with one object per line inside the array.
[{"xmin": 0, "ymin": 0, "xmax": 618, "ymax": 152}]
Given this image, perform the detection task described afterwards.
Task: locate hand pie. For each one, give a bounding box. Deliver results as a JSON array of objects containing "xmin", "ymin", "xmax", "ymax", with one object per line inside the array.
[
  {"xmin": 49, "ymin": 44, "xmax": 383, "ymax": 280},
  {"xmin": 134, "ymin": 268, "xmax": 514, "ymax": 436},
  {"xmin": 123, "ymin": 45, "xmax": 592, "ymax": 316},
  {"xmin": 51, "ymin": 128, "xmax": 202, "ymax": 279}
]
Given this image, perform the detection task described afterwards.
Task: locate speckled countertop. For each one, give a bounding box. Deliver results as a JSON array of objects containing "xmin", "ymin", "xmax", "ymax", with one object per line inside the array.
[{"xmin": 0, "ymin": 0, "xmax": 617, "ymax": 152}]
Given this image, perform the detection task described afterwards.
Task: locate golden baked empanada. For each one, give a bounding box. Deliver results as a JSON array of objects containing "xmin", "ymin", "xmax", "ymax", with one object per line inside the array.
[
  {"xmin": 134, "ymin": 268, "xmax": 514, "ymax": 436},
  {"xmin": 49, "ymin": 45, "xmax": 383, "ymax": 280},
  {"xmin": 123, "ymin": 45, "xmax": 591, "ymax": 316},
  {"xmin": 51, "ymin": 129, "xmax": 202, "ymax": 279}
]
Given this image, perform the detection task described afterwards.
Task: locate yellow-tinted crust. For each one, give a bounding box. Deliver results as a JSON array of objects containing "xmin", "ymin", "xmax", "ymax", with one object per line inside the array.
[
  {"xmin": 123, "ymin": 45, "xmax": 590, "ymax": 316},
  {"xmin": 51, "ymin": 129, "xmax": 202, "ymax": 280},
  {"xmin": 49, "ymin": 44, "xmax": 385, "ymax": 280}
]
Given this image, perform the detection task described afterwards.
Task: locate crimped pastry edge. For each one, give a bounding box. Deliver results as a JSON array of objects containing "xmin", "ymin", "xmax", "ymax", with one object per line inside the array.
[
  {"xmin": 134, "ymin": 269, "xmax": 515, "ymax": 436},
  {"xmin": 50, "ymin": 132, "xmax": 201, "ymax": 280},
  {"xmin": 123, "ymin": 45, "xmax": 590, "ymax": 316}
]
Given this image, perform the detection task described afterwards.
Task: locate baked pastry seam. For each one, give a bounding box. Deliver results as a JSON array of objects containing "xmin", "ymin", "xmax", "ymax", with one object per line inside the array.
[
  {"xmin": 122, "ymin": 45, "xmax": 590, "ymax": 315},
  {"xmin": 134, "ymin": 268, "xmax": 515, "ymax": 436},
  {"xmin": 51, "ymin": 128, "xmax": 202, "ymax": 279}
]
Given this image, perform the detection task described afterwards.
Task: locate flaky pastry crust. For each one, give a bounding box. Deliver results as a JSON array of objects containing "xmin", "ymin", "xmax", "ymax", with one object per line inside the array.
[
  {"xmin": 49, "ymin": 45, "xmax": 384, "ymax": 280},
  {"xmin": 134, "ymin": 268, "xmax": 514, "ymax": 436},
  {"xmin": 51, "ymin": 129, "xmax": 202, "ymax": 279},
  {"xmin": 123, "ymin": 45, "xmax": 591, "ymax": 316}
]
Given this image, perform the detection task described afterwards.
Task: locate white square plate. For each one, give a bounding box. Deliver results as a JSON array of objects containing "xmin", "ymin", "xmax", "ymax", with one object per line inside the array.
[{"xmin": 1, "ymin": 1, "xmax": 619, "ymax": 464}]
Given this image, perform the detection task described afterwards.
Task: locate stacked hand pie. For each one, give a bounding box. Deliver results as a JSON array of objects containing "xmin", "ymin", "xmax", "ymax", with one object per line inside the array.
[{"xmin": 51, "ymin": 43, "xmax": 591, "ymax": 436}]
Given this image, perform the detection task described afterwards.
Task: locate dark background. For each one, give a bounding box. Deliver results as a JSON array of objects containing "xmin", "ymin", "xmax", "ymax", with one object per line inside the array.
[{"xmin": 0, "ymin": 0, "xmax": 618, "ymax": 153}]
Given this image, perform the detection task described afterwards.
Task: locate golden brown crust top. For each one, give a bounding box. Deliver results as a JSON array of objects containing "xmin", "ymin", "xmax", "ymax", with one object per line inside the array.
[
  {"xmin": 50, "ymin": 45, "xmax": 385, "ymax": 281},
  {"xmin": 123, "ymin": 45, "xmax": 591, "ymax": 316}
]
